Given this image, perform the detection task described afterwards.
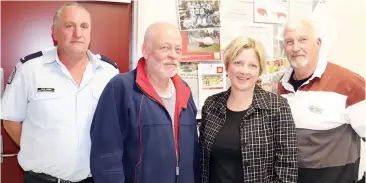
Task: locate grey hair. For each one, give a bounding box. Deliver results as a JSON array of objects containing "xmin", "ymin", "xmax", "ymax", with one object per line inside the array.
[
  {"xmin": 143, "ymin": 26, "xmax": 153, "ymax": 47},
  {"xmin": 283, "ymin": 16, "xmax": 321, "ymax": 40},
  {"xmin": 53, "ymin": 3, "xmax": 89, "ymax": 26}
]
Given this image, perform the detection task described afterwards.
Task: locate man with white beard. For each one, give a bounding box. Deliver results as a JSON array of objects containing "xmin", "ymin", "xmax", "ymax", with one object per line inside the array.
[
  {"xmin": 278, "ymin": 16, "xmax": 366, "ymax": 183},
  {"xmin": 90, "ymin": 22, "xmax": 200, "ymax": 183}
]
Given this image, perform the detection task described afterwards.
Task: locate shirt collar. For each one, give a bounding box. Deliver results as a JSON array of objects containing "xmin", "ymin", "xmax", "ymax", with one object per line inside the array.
[
  {"xmin": 281, "ymin": 58, "xmax": 328, "ymax": 84},
  {"xmin": 87, "ymin": 50, "xmax": 102, "ymax": 70},
  {"xmin": 43, "ymin": 47, "xmax": 102, "ymax": 70}
]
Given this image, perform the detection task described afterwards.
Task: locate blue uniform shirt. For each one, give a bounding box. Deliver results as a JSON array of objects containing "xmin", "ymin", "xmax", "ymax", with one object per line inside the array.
[{"xmin": 1, "ymin": 48, "xmax": 119, "ymax": 182}]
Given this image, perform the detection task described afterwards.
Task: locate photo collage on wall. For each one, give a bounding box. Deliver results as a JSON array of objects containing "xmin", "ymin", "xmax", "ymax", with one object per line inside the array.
[
  {"xmin": 177, "ymin": 0, "xmax": 221, "ymax": 61},
  {"xmin": 177, "ymin": 0, "xmax": 224, "ymax": 115},
  {"xmin": 176, "ymin": 0, "xmax": 316, "ymax": 116}
]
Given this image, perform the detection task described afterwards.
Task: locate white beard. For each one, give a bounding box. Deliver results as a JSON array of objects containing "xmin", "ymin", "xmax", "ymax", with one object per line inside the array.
[
  {"xmin": 163, "ymin": 69, "xmax": 177, "ymax": 78},
  {"xmin": 290, "ymin": 58, "xmax": 308, "ymax": 69}
]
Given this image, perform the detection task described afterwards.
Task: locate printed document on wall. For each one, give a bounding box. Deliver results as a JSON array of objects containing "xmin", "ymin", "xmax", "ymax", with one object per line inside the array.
[
  {"xmin": 247, "ymin": 23, "xmax": 274, "ymax": 60},
  {"xmin": 220, "ymin": 0, "xmax": 254, "ymax": 48},
  {"xmin": 198, "ymin": 63, "xmax": 226, "ymax": 109},
  {"xmin": 223, "ymin": 23, "xmax": 274, "ymax": 60},
  {"xmin": 178, "ymin": 62, "xmax": 199, "ymax": 110},
  {"xmin": 220, "ymin": 0, "xmax": 274, "ymax": 59},
  {"xmin": 254, "ymin": 0, "xmax": 288, "ymax": 24}
]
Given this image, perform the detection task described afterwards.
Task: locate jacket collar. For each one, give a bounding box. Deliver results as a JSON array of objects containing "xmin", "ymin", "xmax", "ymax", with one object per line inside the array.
[
  {"xmin": 216, "ymin": 85, "xmax": 270, "ymax": 113},
  {"xmin": 135, "ymin": 57, "xmax": 191, "ymax": 109}
]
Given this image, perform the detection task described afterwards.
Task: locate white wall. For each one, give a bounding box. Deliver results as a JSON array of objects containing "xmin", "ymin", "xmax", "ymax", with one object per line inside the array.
[
  {"xmin": 313, "ymin": 0, "xmax": 365, "ymax": 178},
  {"xmin": 131, "ymin": 0, "xmax": 178, "ymax": 69},
  {"xmin": 329, "ymin": 0, "xmax": 366, "ymax": 178},
  {"xmin": 131, "ymin": 0, "xmax": 365, "ymax": 178},
  {"xmin": 322, "ymin": 0, "xmax": 366, "ymax": 79}
]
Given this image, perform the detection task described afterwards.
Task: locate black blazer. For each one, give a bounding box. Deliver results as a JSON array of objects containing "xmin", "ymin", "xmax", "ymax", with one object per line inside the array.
[{"xmin": 199, "ymin": 86, "xmax": 298, "ymax": 183}]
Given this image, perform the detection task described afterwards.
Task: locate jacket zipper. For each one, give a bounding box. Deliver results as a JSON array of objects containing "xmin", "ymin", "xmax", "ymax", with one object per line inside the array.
[
  {"xmin": 176, "ymin": 165, "xmax": 179, "ymax": 183},
  {"xmin": 136, "ymin": 84, "xmax": 180, "ymax": 182}
]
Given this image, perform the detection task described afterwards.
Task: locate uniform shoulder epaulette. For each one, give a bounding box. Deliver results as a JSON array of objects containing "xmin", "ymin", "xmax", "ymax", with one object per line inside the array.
[
  {"xmin": 7, "ymin": 51, "xmax": 43, "ymax": 84},
  {"xmin": 20, "ymin": 51, "xmax": 43, "ymax": 63},
  {"xmin": 96, "ymin": 54, "xmax": 118, "ymax": 69}
]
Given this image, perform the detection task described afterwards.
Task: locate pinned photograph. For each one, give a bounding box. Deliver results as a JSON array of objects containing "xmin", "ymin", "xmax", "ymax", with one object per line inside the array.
[
  {"xmin": 181, "ymin": 28, "xmax": 221, "ymax": 61},
  {"xmin": 179, "ymin": 62, "xmax": 200, "ymax": 109},
  {"xmin": 179, "ymin": 62, "xmax": 199, "ymax": 75},
  {"xmin": 178, "ymin": 0, "xmax": 221, "ymax": 30},
  {"xmin": 265, "ymin": 58, "xmax": 288, "ymax": 74},
  {"xmin": 202, "ymin": 74, "xmax": 224, "ymax": 89},
  {"xmin": 187, "ymin": 28, "xmax": 220, "ymax": 52}
]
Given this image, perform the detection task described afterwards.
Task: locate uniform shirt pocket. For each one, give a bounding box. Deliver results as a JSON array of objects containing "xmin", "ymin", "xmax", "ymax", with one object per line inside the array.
[
  {"xmin": 33, "ymin": 92, "xmax": 62, "ymax": 101},
  {"xmin": 30, "ymin": 91, "xmax": 63, "ymax": 116},
  {"xmin": 28, "ymin": 90, "xmax": 66, "ymax": 128}
]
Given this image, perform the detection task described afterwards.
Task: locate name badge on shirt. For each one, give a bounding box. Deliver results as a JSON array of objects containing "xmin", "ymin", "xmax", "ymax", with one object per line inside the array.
[
  {"xmin": 37, "ymin": 88, "xmax": 55, "ymax": 92},
  {"xmin": 309, "ymin": 105, "xmax": 323, "ymax": 114}
]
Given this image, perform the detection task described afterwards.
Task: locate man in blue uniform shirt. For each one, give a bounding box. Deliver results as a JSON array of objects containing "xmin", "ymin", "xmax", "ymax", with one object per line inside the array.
[
  {"xmin": 1, "ymin": 3, "xmax": 119, "ymax": 183},
  {"xmin": 90, "ymin": 22, "xmax": 200, "ymax": 183}
]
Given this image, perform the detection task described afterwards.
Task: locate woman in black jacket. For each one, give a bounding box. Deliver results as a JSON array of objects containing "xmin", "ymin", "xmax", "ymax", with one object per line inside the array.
[{"xmin": 199, "ymin": 36, "xmax": 298, "ymax": 183}]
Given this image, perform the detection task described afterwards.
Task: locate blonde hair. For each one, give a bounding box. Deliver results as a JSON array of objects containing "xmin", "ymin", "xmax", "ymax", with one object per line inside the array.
[{"xmin": 224, "ymin": 36, "xmax": 266, "ymax": 74}]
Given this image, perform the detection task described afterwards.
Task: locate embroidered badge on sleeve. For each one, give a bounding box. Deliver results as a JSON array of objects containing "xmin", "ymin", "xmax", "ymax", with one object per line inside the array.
[{"xmin": 7, "ymin": 66, "xmax": 17, "ymax": 84}]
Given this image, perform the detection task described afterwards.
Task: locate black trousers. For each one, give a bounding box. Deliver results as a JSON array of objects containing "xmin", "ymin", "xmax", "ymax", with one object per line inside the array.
[{"xmin": 24, "ymin": 171, "xmax": 94, "ymax": 183}]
